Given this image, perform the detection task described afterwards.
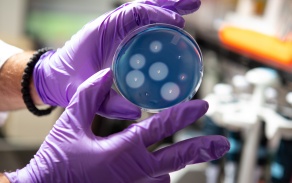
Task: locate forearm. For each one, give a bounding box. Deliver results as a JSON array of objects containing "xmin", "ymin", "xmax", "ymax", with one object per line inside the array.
[
  {"xmin": 0, "ymin": 52, "xmax": 44, "ymax": 111},
  {"xmin": 0, "ymin": 173, "xmax": 10, "ymax": 183}
]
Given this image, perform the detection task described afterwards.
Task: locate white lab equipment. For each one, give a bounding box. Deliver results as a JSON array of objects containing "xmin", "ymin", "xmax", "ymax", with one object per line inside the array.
[
  {"xmin": 204, "ymin": 67, "xmax": 280, "ymax": 183},
  {"xmin": 259, "ymin": 92, "xmax": 292, "ymax": 149}
]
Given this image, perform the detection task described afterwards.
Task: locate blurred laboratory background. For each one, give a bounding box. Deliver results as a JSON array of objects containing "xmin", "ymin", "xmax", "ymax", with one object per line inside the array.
[{"xmin": 0, "ymin": 0, "xmax": 292, "ymax": 182}]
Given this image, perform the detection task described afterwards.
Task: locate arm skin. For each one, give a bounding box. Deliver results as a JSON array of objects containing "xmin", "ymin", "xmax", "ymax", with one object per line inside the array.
[
  {"xmin": 0, "ymin": 173, "xmax": 9, "ymax": 183},
  {"xmin": 0, "ymin": 52, "xmax": 44, "ymax": 111}
]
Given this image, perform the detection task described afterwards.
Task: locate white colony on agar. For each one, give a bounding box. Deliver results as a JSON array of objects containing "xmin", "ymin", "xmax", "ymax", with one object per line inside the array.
[
  {"xmin": 129, "ymin": 54, "xmax": 146, "ymax": 69},
  {"xmin": 149, "ymin": 62, "xmax": 169, "ymax": 81},
  {"xmin": 126, "ymin": 70, "xmax": 145, "ymax": 88},
  {"xmin": 160, "ymin": 82, "xmax": 180, "ymax": 101},
  {"xmin": 150, "ymin": 40, "xmax": 162, "ymax": 53}
]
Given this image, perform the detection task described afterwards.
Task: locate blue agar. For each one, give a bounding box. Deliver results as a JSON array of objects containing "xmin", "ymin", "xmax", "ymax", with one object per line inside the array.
[{"xmin": 112, "ymin": 24, "xmax": 203, "ymax": 112}]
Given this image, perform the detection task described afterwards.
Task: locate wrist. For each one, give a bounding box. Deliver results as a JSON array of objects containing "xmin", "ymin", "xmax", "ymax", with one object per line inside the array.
[
  {"xmin": 22, "ymin": 48, "xmax": 57, "ymax": 116},
  {"xmin": 0, "ymin": 173, "xmax": 10, "ymax": 183},
  {"xmin": 0, "ymin": 51, "xmax": 44, "ymax": 111}
]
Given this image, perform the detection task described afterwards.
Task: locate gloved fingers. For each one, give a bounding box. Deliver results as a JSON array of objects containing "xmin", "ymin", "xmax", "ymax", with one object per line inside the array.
[
  {"xmin": 80, "ymin": 2, "xmax": 187, "ymax": 69},
  {"xmin": 152, "ymin": 135, "xmax": 230, "ymax": 176},
  {"xmin": 114, "ymin": 2, "xmax": 185, "ymax": 28},
  {"xmin": 98, "ymin": 2, "xmax": 185, "ymax": 52},
  {"xmin": 128, "ymin": 100, "xmax": 208, "ymax": 147},
  {"xmin": 123, "ymin": 3, "xmax": 185, "ymax": 28},
  {"xmin": 135, "ymin": 0, "xmax": 201, "ymax": 15},
  {"xmin": 65, "ymin": 68, "xmax": 113, "ymax": 129},
  {"xmin": 97, "ymin": 88, "xmax": 141, "ymax": 120}
]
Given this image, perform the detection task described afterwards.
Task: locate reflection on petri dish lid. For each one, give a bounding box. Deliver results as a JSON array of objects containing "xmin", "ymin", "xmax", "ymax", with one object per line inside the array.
[{"xmin": 112, "ymin": 23, "xmax": 203, "ymax": 113}]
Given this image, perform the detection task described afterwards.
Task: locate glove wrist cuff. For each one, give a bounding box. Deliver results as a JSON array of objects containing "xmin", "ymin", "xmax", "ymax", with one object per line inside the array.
[{"xmin": 4, "ymin": 168, "xmax": 33, "ymax": 183}]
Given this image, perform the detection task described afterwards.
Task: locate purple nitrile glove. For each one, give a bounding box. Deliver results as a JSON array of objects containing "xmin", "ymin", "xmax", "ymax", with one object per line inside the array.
[
  {"xmin": 6, "ymin": 69, "xmax": 229, "ymax": 183},
  {"xmin": 33, "ymin": 0, "xmax": 201, "ymax": 119}
]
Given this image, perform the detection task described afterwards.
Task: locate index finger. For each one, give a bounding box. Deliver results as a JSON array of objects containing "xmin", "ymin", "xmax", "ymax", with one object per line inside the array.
[
  {"xmin": 129, "ymin": 100, "xmax": 208, "ymax": 147},
  {"xmin": 136, "ymin": 0, "xmax": 201, "ymax": 15}
]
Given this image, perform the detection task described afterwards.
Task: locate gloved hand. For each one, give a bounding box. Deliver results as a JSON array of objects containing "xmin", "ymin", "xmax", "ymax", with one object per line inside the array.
[
  {"xmin": 33, "ymin": 0, "xmax": 201, "ymax": 119},
  {"xmin": 6, "ymin": 69, "xmax": 229, "ymax": 183}
]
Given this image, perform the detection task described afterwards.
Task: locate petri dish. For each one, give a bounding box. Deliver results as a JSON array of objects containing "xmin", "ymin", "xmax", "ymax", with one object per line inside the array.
[{"xmin": 112, "ymin": 23, "xmax": 203, "ymax": 113}]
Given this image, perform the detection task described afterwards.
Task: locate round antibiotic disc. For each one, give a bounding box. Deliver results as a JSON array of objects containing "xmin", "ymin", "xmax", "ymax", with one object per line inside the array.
[{"xmin": 112, "ymin": 24, "xmax": 203, "ymax": 113}]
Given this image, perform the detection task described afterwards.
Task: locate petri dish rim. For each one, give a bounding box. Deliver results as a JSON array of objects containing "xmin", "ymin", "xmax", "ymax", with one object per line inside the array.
[{"xmin": 112, "ymin": 23, "xmax": 204, "ymax": 113}]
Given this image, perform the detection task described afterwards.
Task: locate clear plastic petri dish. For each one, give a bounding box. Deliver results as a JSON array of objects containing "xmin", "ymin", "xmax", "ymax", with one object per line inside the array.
[{"xmin": 112, "ymin": 23, "xmax": 203, "ymax": 113}]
